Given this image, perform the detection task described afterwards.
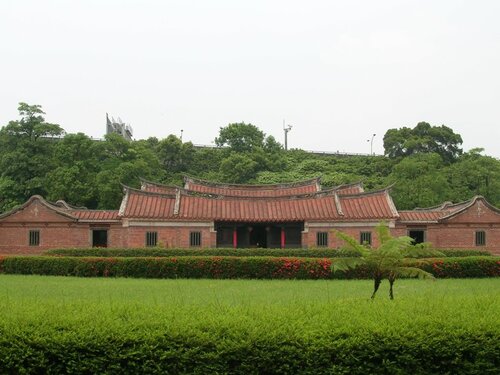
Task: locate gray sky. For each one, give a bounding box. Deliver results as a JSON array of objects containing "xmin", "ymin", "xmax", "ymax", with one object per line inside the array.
[{"xmin": 1, "ymin": 0, "xmax": 499, "ymax": 156}]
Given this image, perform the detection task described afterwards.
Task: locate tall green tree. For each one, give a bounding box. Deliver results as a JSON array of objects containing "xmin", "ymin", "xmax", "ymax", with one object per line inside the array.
[
  {"xmin": 93, "ymin": 133, "xmax": 164, "ymax": 208},
  {"xmin": 1, "ymin": 103, "xmax": 64, "ymax": 141},
  {"xmin": 384, "ymin": 122, "xmax": 463, "ymax": 162},
  {"xmin": 215, "ymin": 123, "xmax": 265, "ymax": 152},
  {"xmin": 157, "ymin": 135, "xmax": 195, "ymax": 173},
  {"xmin": 0, "ymin": 103, "xmax": 65, "ymax": 211},
  {"xmin": 44, "ymin": 133, "xmax": 99, "ymax": 207}
]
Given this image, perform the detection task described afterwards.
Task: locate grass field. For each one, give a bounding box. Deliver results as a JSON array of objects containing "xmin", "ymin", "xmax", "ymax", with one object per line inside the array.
[{"xmin": 1, "ymin": 276, "xmax": 499, "ymax": 373}]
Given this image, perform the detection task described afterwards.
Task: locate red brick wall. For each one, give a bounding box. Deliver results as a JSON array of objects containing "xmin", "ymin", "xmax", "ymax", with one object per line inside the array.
[
  {"xmin": 305, "ymin": 226, "xmax": 381, "ymax": 248},
  {"xmin": 124, "ymin": 226, "xmax": 215, "ymax": 248},
  {"xmin": 0, "ymin": 225, "xmax": 90, "ymax": 255},
  {"xmin": 0, "ymin": 224, "xmax": 126, "ymax": 255},
  {"xmin": 394, "ymin": 224, "xmax": 500, "ymax": 255},
  {"xmin": 1, "ymin": 211, "xmax": 498, "ymax": 255}
]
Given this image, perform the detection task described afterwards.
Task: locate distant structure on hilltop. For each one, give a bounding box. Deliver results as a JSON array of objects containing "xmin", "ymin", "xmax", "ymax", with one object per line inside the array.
[{"xmin": 106, "ymin": 113, "xmax": 133, "ymax": 140}]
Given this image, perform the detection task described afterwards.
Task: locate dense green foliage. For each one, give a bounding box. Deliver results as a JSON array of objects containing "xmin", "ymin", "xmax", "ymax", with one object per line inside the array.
[
  {"xmin": 44, "ymin": 247, "xmax": 492, "ymax": 258},
  {"xmin": 1, "ymin": 103, "xmax": 500, "ymax": 212},
  {"xmin": 0, "ymin": 276, "xmax": 499, "ymax": 374},
  {"xmin": 383, "ymin": 121, "xmax": 463, "ymax": 162},
  {"xmin": 45, "ymin": 248, "xmax": 361, "ymax": 258},
  {"xmin": 1, "ymin": 255, "xmax": 499, "ymax": 279}
]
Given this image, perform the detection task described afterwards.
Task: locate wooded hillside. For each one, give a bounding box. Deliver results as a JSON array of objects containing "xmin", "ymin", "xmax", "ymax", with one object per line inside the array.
[{"xmin": 1, "ymin": 103, "xmax": 499, "ymax": 212}]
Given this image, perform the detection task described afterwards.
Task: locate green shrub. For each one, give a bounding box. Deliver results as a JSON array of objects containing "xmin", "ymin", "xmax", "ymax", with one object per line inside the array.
[
  {"xmin": 44, "ymin": 247, "xmax": 361, "ymax": 258},
  {"xmin": 0, "ymin": 256, "xmax": 332, "ymax": 279},
  {"xmin": 44, "ymin": 247, "xmax": 492, "ymax": 258},
  {"xmin": 0, "ymin": 327, "xmax": 498, "ymax": 374},
  {"xmin": 419, "ymin": 256, "xmax": 500, "ymax": 278},
  {"xmin": 436, "ymin": 249, "xmax": 492, "ymax": 257},
  {"xmin": 1, "ymin": 256, "xmax": 499, "ymax": 279}
]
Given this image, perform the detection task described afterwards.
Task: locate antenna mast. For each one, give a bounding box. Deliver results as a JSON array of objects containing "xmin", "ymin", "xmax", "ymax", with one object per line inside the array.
[{"xmin": 283, "ymin": 119, "xmax": 293, "ymax": 151}]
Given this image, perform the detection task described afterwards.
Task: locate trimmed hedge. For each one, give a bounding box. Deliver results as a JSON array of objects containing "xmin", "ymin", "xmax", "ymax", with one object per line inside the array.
[
  {"xmin": 1, "ymin": 256, "xmax": 499, "ymax": 279},
  {"xmin": 434, "ymin": 249, "xmax": 493, "ymax": 257},
  {"xmin": 0, "ymin": 327, "xmax": 498, "ymax": 374},
  {"xmin": 45, "ymin": 247, "xmax": 362, "ymax": 258},
  {"xmin": 419, "ymin": 256, "xmax": 500, "ymax": 278},
  {"xmin": 44, "ymin": 247, "xmax": 492, "ymax": 258}
]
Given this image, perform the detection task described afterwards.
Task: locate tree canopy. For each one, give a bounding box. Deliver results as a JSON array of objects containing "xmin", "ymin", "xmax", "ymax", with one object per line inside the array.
[
  {"xmin": 383, "ymin": 122, "xmax": 463, "ymax": 162},
  {"xmin": 1, "ymin": 103, "xmax": 499, "ymax": 213},
  {"xmin": 215, "ymin": 122, "xmax": 265, "ymax": 152}
]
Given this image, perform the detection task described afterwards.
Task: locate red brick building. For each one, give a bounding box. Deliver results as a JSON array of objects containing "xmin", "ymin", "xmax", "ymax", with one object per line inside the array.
[{"xmin": 0, "ymin": 176, "xmax": 499, "ymax": 255}]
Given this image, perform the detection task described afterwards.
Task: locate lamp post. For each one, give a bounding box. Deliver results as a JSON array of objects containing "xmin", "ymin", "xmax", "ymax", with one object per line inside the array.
[
  {"xmin": 283, "ymin": 120, "xmax": 293, "ymax": 151},
  {"xmin": 370, "ymin": 133, "xmax": 376, "ymax": 155},
  {"xmin": 180, "ymin": 129, "xmax": 184, "ymax": 142}
]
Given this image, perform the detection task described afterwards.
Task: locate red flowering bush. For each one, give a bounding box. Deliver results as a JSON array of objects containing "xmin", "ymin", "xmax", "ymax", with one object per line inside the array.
[{"xmin": 0, "ymin": 256, "xmax": 498, "ymax": 279}]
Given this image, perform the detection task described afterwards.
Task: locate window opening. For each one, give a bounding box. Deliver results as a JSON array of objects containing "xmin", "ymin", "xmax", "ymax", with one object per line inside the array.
[
  {"xmin": 190, "ymin": 231, "xmax": 201, "ymax": 247},
  {"xmin": 146, "ymin": 231, "xmax": 158, "ymax": 247},
  {"xmin": 29, "ymin": 230, "xmax": 40, "ymax": 246},
  {"xmin": 475, "ymin": 231, "xmax": 486, "ymax": 246},
  {"xmin": 360, "ymin": 232, "xmax": 372, "ymax": 245},
  {"xmin": 317, "ymin": 232, "xmax": 328, "ymax": 247}
]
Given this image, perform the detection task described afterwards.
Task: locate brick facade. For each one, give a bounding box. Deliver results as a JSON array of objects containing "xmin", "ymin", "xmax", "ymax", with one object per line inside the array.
[{"xmin": 1, "ymin": 180, "xmax": 499, "ymax": 255}]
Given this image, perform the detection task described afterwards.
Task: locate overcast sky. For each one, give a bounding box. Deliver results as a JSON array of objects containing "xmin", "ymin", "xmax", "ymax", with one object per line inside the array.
[{"xmin": 1, "ymin": 0, "xmax": 499, "ymax": 156}]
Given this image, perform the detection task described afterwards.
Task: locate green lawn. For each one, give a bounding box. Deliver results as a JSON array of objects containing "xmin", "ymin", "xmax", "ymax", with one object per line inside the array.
[
  {"xmin": 1, "ymin": 276, "xmax": 499, "ymax": 373},
  {"xmin": 1, "ymin": 275, "xmax": 499, "ymax": 333}
]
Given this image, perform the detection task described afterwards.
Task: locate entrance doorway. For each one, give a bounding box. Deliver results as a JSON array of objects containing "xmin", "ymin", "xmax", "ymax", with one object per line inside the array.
[
  {"xmin": 215, "ymin": 222, "xmax": 303, "ymax": 248},
  {"xmin": 92, "ymin": 229, "xmax": 108, "ymax": 247},
  {"xmin": 249, "ymin": 225, "xmax": 267, "ymax": 248}
]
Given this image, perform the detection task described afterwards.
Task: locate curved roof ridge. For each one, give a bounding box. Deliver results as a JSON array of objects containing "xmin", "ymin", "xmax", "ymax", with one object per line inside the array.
[
  {"xmin": 338, "ymin": 184, "xmax": 395, "ymax": 199},
  {"xmin": 71, "ymin": 208, "xmax": 119, "ymax": 212},
  {"xmin": 0, "ymin": 195, "xmax": 77, "ymax": 220},
  {"xmin": 139, "ymin": 177, "xmax": 181, "ymax": 190},
  {"xmin": 121, "ymin": 184, "xmax": 178, "ymax": 198},
  {"xmin": 183, "ymin": 175, "xmax": 322, "ymax": 189},
  {"xmin": 179, "ymin": 188, "xmax": 335, "ymax": 201},
  {"xmin": 414, "ymin": 203, "xmax": 451, "ymax": 211},
  {"xmin": 124, "ymin": 182, "xmax": 379, "ymax": 201},
  {"xmin": 385, "ymin": 189, "xmax": 400, "ymax": 218},
  {"xmin": 125, "ymin": 183, "xmax": 335, "ymax": 201},
  {"xmin": 335, "ymin": 181, "xmax": 364, "ymax": 189},
  {"xmin": 439, "ymin": 195, "xmax": 500, "ymax": 221},
  {"xmin": 52, "ymin": 199, "xmax": 88, "ymax": 210},
  {"xmin": 414, "ymin": 200, "xmax": 470, "ymax": 211}
]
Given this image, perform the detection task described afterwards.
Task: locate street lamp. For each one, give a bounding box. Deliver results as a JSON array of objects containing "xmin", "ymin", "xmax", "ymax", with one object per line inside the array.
[
  {"xmin": 370, "ymin": 133, "xmax": 376, "ymax": 155},
  {"xmin": 180, "ymin": 129, "xmax": 184, "ymax": 142},
  {"xmin": 283, "ymin": 120, "xmax": 293, "ymax": 151}
]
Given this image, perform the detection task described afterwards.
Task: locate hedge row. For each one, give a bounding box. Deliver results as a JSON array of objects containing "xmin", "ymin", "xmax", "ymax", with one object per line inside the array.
[
  {"xmin": 44, "ymin": 247, "xmax": 492, "ymax": 258},
  {"xmin": 0, "ymin": 328, "xmax": 498, "ymax": 374},
  {"xmin": 1, "ymin": 256, "xmax": 499, "ymax": 279},
  {"xmin": 44, "ymin": 247, "xmax": 361, "ymax": 258}
]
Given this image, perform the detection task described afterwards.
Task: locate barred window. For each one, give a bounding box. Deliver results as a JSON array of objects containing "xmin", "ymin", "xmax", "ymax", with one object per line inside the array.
[
  {"xmin": 316, "ymin": 232, "xmax": 328, "ymax": 247},
  {"xmin": 190, "ymin": 231, "xmax": 202, "ymax": 247},
  {"xmin": 475, "ymin": 231, "xmax": 486, "ymax": 246},
  {"xmin": 146, "ymin": 231, "xmax": 158, "ymax": 247},
  {"xmin": 360, "ymin": 232, "xmax": 372, "ymax": 246},
  {"xmin": 29, "ymin": 230, "xmax": 40, "ymax": 246},
  {"xmin": 408, "ymin": 229, "xmax": 425, "ymax": 244}
]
